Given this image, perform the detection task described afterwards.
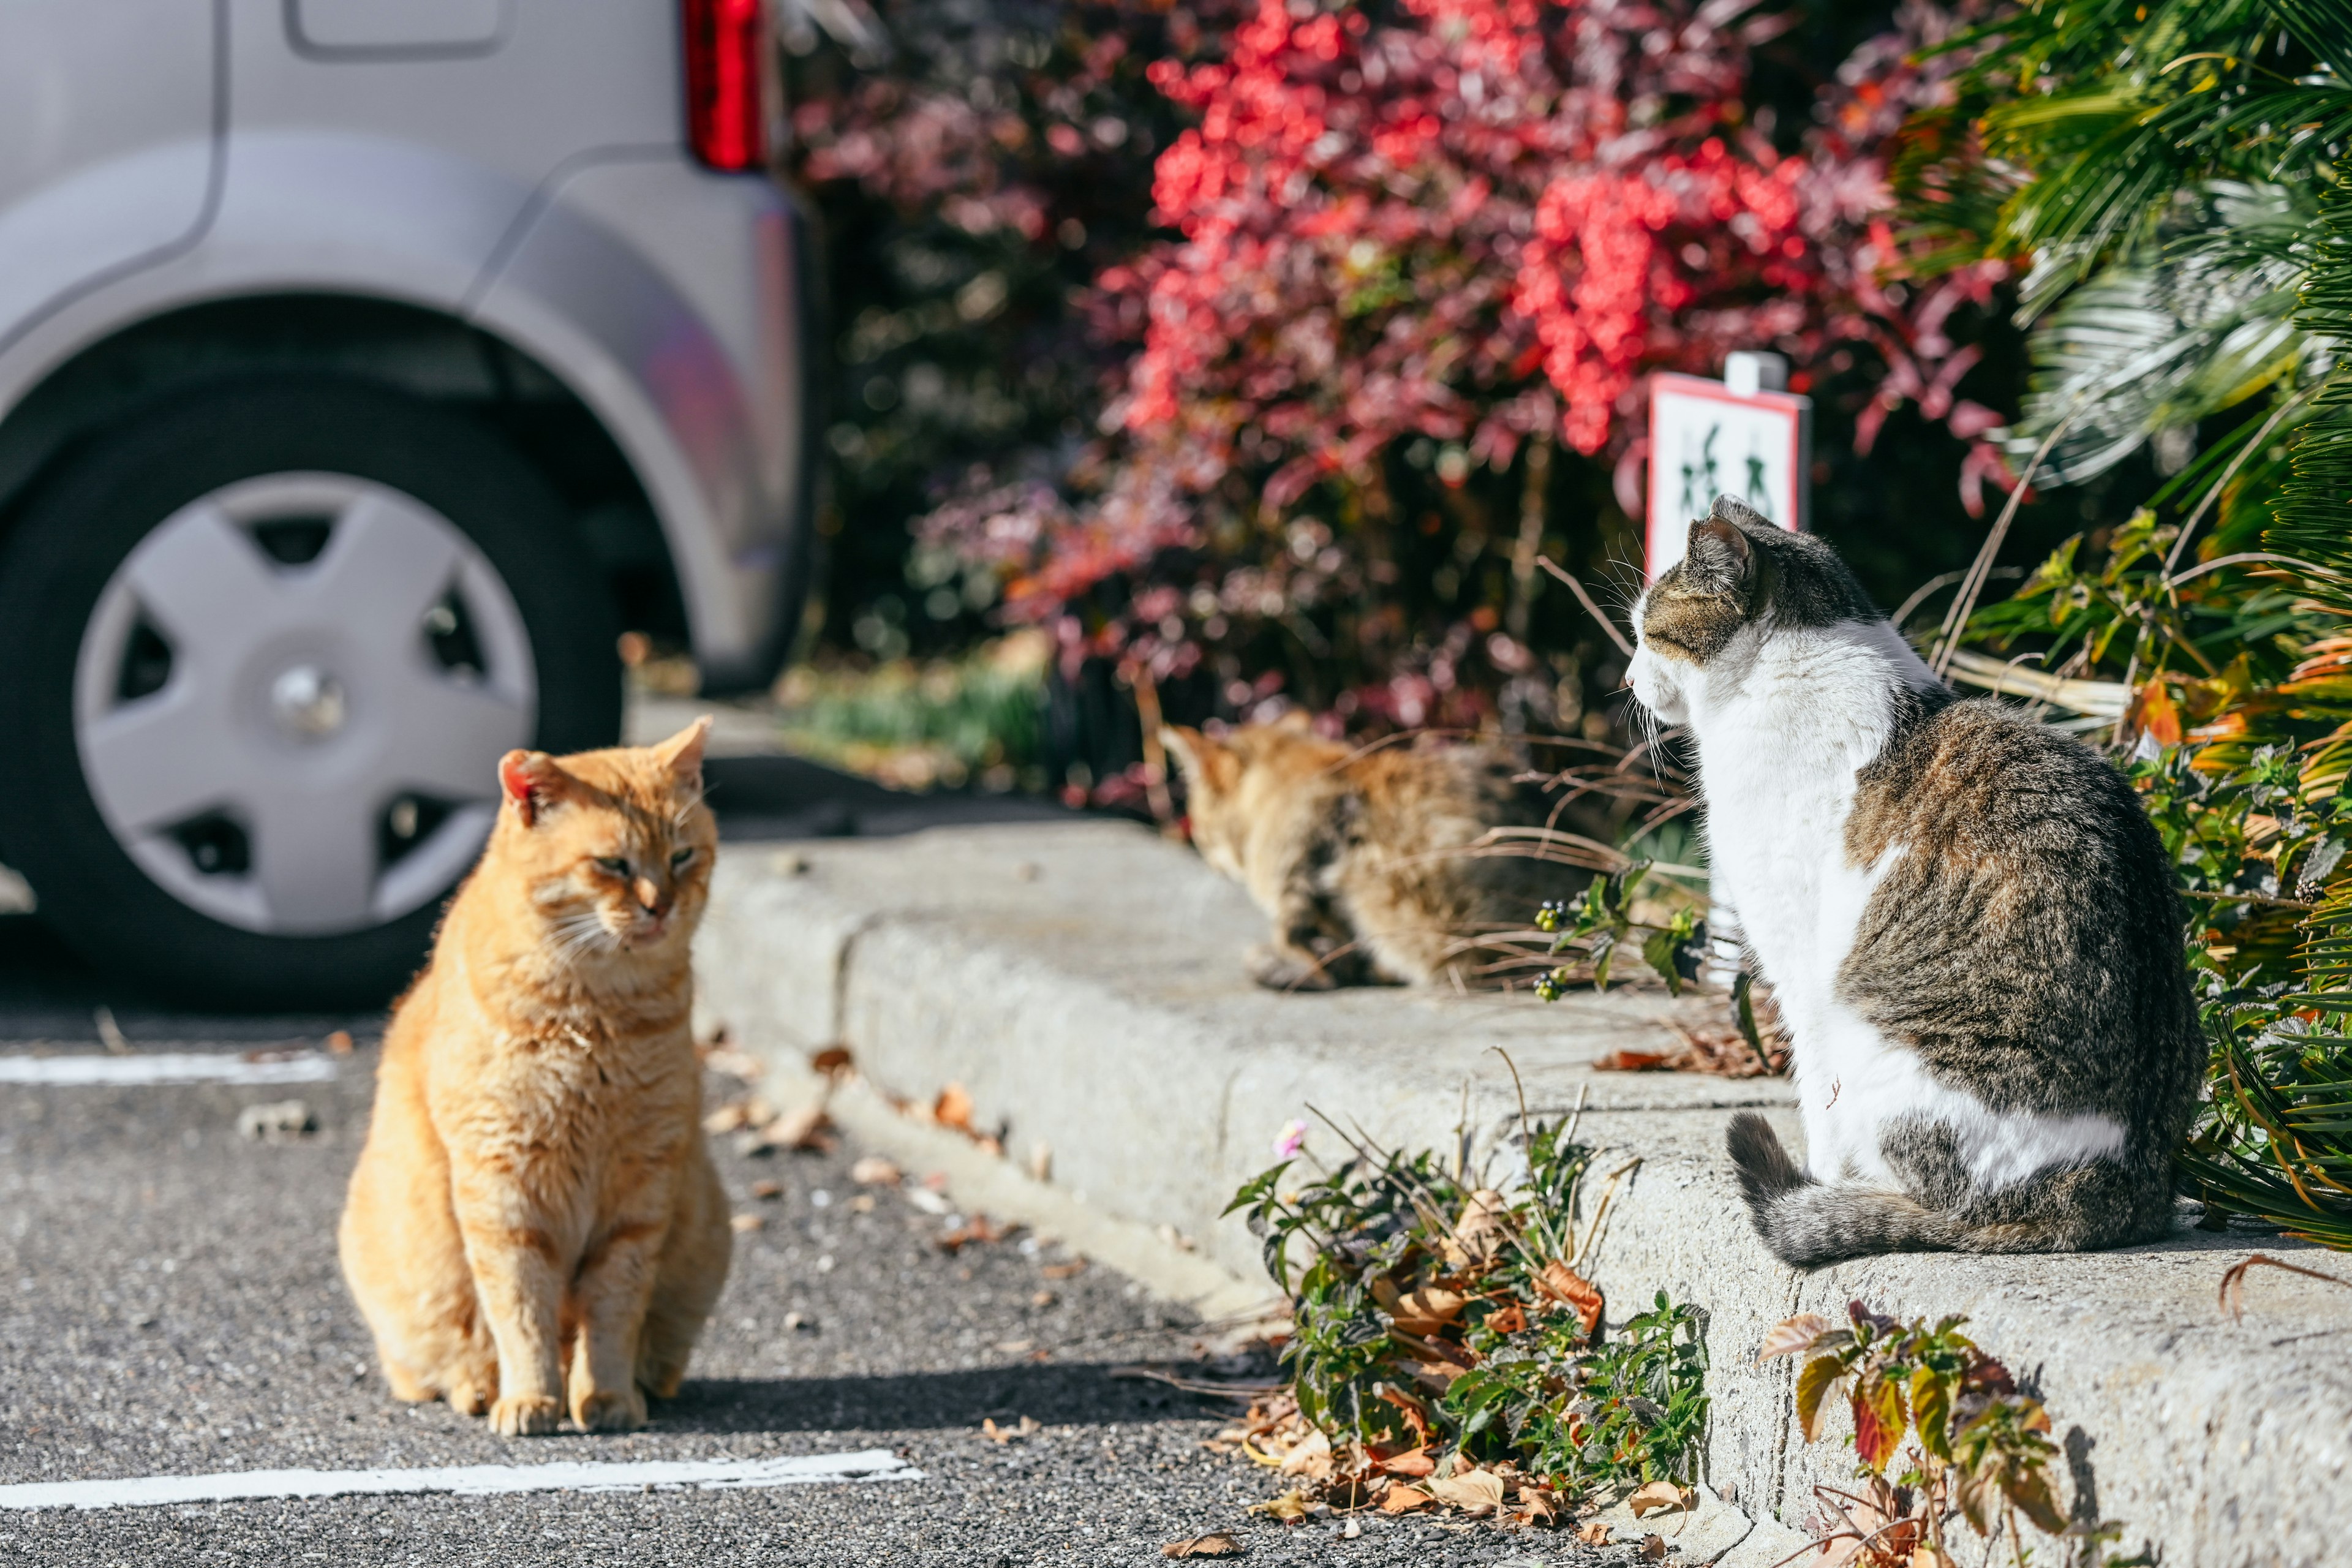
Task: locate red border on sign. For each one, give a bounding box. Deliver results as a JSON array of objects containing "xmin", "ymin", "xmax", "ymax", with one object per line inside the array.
[{"xmin": 1646, "ymin": 372, "xmax": 1808, "ymax": 579}]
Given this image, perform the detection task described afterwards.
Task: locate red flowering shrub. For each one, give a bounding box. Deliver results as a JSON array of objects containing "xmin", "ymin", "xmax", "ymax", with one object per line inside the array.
[
  {"xmin": 919, "ymin": 0, "xmax": 2009, "ymax": 775},
  {"xmin": 793, "ymin": 0, "xmax": 2023, "ymax": 806}
]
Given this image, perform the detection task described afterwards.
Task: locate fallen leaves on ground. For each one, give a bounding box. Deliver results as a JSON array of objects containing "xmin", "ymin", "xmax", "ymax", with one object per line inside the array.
[
  {"xmin": 1216, "ymin": 1389, "xmax": 1574, "ymax": 1530},
  {"xmin": 729, "ymin": 1213, "xmax": 763, "ymax": 1233},
  {"xmin": 1040, "ymin": 1257, "xmax": 1088, "ymax": 1280},
  {"xmin": 749, "ymin": 1179, "xmax": 782, "ymax": 1200},
  {"xmin": 937, "ymin": 1214, "xmax": 1017, "ymax": 1252},
  {"xmin": 850, "ymin": 1155, "xmax": 902, "ymax": 1186},
  {"xmin": 1578, "ymin": 1520, "xmax": 1611, "ymax": 1545},
  {"xmin": 706, "ymin": 1096, "xmax": 837, "ymax": 1154},
  {"xmin": 1627, "ymin": 1480, "xmax": 1693, "ymax": 1518},
  {"xmin": 810, "ymin": 1046, "xmax": 852, "ymax": 1075},
  {"xmin": 325, "ymin": 1030, "xmax": 355, "ymax": 1055},
  {"xmin": 1532, "ymin": 1259, "xmax": 1605, "ymax": 1336},
  {"xmin": 1161, "ymin": 1534, "xmax": 1243, "ymax": 1558},
  {"xmin": 1593, "ymin": 1019, "xmax": 1787, "ymax": 1079},
  {"xmin": 980, "ymin": 1415, "xmax": 1040, "ymax": 1444},
  {"xmin": 1427, "ymin": 1468, "xmax": 1506, "ymax": 1515},
  {"xmin": 933, "ymin": 1083, "xmax": 974, "ymax": 1132},
  {"xmin": 1638, "ymin": 1532, "xmax": 1667, "ymax": 1560},
  {"xmin": 702, "ymin": 1045, "xmax": 764, "ymax": 1082},
  {"xmin": 1248, "ymin": 1488, "xmax": 1314, "ymax": 1522}
]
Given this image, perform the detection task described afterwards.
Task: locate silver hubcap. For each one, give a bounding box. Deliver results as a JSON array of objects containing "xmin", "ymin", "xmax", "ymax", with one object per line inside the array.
[{"xmin": 74, "ymin": 473, "xmax": 538, "ymax": 937}]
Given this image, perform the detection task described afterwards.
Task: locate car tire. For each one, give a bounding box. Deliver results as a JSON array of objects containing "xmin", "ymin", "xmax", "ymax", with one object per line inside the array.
[{"xmin": 0, "ymin": 377, "xmax": 621, "ymax": 1008}]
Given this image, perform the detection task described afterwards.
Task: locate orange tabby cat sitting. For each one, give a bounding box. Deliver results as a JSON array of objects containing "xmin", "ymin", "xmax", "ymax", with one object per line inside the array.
[{"xmin": 340, "ymin": 720, "xmax": 731, "ymax": 1436}]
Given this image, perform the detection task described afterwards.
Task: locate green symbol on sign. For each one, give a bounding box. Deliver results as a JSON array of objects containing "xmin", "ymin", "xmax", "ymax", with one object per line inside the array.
[{"xmin": 1679, "ymin": 426, "xmax": 1719, "ymax": 519}]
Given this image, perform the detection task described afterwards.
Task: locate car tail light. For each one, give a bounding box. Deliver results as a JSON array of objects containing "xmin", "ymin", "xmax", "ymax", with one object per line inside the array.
[{"xmin": 682, "ymin": 0, "xmax": 770, "ymax": 171}]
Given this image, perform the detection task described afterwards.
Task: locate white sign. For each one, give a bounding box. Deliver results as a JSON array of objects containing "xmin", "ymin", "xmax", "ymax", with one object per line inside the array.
[{"xmin": 1646, "ymin": 371, "xmax": 1812, "ymax": 578}]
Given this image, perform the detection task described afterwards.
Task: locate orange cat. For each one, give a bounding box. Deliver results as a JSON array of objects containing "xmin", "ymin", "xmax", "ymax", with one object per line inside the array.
[{"xmin": 339, "ymin": 719, "xmax": 731, "ymax": 1436}]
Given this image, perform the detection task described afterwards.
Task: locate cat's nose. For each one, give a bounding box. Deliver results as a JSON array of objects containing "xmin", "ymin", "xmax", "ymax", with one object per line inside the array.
[{"xmin": 633, "ymin": 876, "xmax": 667, "ymax": 916}]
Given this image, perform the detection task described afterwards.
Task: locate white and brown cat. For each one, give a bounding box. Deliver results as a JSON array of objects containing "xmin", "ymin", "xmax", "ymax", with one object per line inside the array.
[{"xmin": 1630, "ymin": 499, "xmax": 2203, "ymax": 1264}]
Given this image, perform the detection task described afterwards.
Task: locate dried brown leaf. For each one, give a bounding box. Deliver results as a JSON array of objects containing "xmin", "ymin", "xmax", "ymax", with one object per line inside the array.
[
  {"xmin": 850, "ymin": 1155, "xmax": 902, "ymax": 1186},
  {"xmin": 1594, "ymin": 1050, "xmax": 1678, "ymax": 1072},
  {"xmin": 1379, "ymin": 1446, "xmax": 1435, "ymax": 1479},
  {"xmin": 1532, "ymin": 1260, "xmax": 1604, "ymax": 1336},
  {"xmin": 1250, "ymin": 1488, "xmax": 1313, "ymax": 1522},
  {"xmin": 1276, "ymin": 1428, "xmax": 1332, "ymax": 1479},
  {"xmin": 1041, "ymin": 1257, "xmax": 1089, "ymax": 1280},
  {"xmin": 810, "ymin": 1046, "xmax": 852, "ymax": 1075},
  {"xmin": 758, "ymin": 1103, "xmax": 834, "ymax": 1153},
  {"xmin": 728, "ymin": 1213, "xmax": 763, "ymax": 1233},
  {"xmin": 1379, "ymin": 1485, "xmax": 1433, "ymax": 1515},
  {"xmin": 933, "ymin": 1082, "xmax": 975, "ymax": 1132},
  {"xmin": 325, "ymin": 1030, "xmax": 355, "ymax": 1056},
  {"xmin": 1577, "ymin": 1520, "xmax": 1611, "ymax": 1545},
  {"xmin": 1758, "ymin": 1313, "xmax": 1833, "ymax": 1363},
  {"xmin": 980, "ymin": 1415, "xmax": 1041, "ymax": 1444},
  {"xmin": 1427, "ymin": 1468, "xmax": 1506, "ymax": 1515},
  {"xmin": 1626, "ymin": 1480, "xmax": 1693, "ymax": 1518},
  {"xmin": 704, "ymin": 1046, "xmax": 764, "ymax": 1081},
  {"xmin": 1161, "ymin": 1534, "xmax": 1244, "ymax": 1558},
  {"xmin": 1638, "ymin": 1533, "xmax": 1667, "ymax": 1561}
]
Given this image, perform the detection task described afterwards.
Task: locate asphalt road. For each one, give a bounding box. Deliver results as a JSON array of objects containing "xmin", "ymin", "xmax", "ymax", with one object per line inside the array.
[{"xmin": 0, "ymin": 777, "xmax": 1613, "ymax": 1566}]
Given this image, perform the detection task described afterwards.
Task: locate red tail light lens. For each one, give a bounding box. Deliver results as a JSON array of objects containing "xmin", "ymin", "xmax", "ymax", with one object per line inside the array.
[{"xmin": 682, "ymin": 0, "xmax": 769, "ymax": 171}]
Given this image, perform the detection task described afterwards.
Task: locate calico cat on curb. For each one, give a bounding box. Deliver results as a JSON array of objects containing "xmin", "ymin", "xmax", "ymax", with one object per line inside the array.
[
  {"xmin": 1628, "ymin": 498, "xmax": 2203, "ymax": 1267},
  {"xmin": 1162, "ymin": 717, "xmax": 1598, "ymax": 990},
  {"xmin": 340, "ymin": 720, "xmax": 731, "ymax": 1434}
]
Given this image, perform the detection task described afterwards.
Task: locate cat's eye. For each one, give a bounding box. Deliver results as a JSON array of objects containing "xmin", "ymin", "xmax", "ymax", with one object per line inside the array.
[
  {"xmin": 669, "ymin": 848, "xmax": 695, "ymax": 868},
  {"xmin": 594, "ymin": 856, "xmax": 630, "ymax": 876}
]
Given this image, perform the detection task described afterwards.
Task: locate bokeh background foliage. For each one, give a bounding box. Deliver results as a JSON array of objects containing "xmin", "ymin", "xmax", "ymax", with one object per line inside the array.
[{"xmin": 778, "ymin": 0, "xmax": 2352, "ymax": 1244}]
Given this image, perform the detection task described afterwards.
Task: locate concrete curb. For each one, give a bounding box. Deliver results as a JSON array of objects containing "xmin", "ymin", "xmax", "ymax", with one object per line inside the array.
[{"xmin": 698, "ymin": 818, "xmax": 2352, "ymax": 1568}]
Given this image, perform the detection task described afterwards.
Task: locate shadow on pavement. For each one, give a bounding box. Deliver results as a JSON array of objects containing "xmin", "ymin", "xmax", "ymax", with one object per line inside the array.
[
  {"xmin": 0, "ymin": 758, "xmax": 1079, "ymax": 1032},
  {"xmin": 660, "ymin": 1363, "xmax": 1235, "ymax": 1435}
]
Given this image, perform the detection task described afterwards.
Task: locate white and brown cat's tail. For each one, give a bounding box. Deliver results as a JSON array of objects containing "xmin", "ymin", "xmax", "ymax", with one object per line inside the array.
[
  {"xmin": 1725, "ymin": 1114, "xmax": 1959, "ymax": 1265},
  {"xmin": 1726, "ymin": 1112, "xmax": 2174, "ymax": 1267}
]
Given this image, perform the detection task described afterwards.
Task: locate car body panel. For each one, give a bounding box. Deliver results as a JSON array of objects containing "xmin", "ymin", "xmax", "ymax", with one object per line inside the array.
[
  {"xmin": 0, "ymin": 0, "xmax": 221, "ymax": 360},
  {"xmin": 0, "ymin": 0, "xmax": 809, "ymax": 688}
]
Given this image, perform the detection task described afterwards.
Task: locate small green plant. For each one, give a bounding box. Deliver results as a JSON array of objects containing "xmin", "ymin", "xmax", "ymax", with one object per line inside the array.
[
  {"xmin": 1224, "ymin": 1105, "xmax": 1708, "ymax": 1521},
  {"xmin": 1530, "ymin": 862, "xmax": 1707, "ymax": 998},
  {"xmin": 1764, "ymin": 1303, "xmax": 2149, "ymax": 1567},
  {"xmin": 771, "ymin": 631, "xmax": 1049, "ymax": 792}
]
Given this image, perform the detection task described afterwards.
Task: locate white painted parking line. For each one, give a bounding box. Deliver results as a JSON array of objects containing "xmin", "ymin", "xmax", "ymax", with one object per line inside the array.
[
  {"xmin": 0, "ymin": 1052, "xmax": 337, "ymax": 1087},
  {"xmin": 0, "ymin": 1449, "xmax": 922, "ymax": 1511}
]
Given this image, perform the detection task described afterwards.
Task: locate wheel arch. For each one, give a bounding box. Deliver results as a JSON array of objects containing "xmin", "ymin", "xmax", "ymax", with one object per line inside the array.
[{"xmin": 0, "ymin": 291, "xmax": 693, "ymax": 647}]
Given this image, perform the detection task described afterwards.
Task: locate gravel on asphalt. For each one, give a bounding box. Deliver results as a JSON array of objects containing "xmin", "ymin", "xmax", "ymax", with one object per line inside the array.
[{"xmin": 0, "ymin": 983, "xmax": 1616, "ymax": 1566}]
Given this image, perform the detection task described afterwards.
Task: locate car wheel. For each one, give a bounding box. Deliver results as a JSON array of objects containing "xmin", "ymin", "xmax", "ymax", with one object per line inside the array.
[{"xmin": 0, "ymin": 379, "xmax": 620, "ymax": 1008}]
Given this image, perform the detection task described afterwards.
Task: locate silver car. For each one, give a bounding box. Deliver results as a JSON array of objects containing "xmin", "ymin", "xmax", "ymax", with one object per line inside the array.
[{"xmin": 0, "ymin": 0, "xmax": 816, "ymax": 1005}]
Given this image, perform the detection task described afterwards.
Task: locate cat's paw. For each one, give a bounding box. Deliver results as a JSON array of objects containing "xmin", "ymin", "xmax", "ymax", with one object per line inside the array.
[
  {"xmin": 446, "ymin": 1379, "xmax": 491, "ymax": 1418},
  {"xmin": 1246, "ymin": 943, "xmax": 1336, "ymax": 992},
  {"xmin": 571, "ymin": 1385, "xmax": 648, "ymax": 1433},
  {"xmin": 488, "ymin": 1394, "xmax": 563, "ymax": 1436}
]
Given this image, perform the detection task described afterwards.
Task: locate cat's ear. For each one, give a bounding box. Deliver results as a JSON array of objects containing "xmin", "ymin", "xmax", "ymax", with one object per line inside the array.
[
  {"xmin": 1684, "ymin": 516, "xmax": 1754, "ymax": 594},
  {"xmin": 653, "ymin": 716, "xmax": 713, "ymax": 790},
  {"xmin": 1270, "ymin": 708, "xmax": 1314, "ymax": 734},
  {"xmin": 1160, "ymin": 725, "xmax": 1242, "ymax": 794},
  {"xmin": 499, "ymin": 750, "xmax": 576, "ymax": 828}
]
